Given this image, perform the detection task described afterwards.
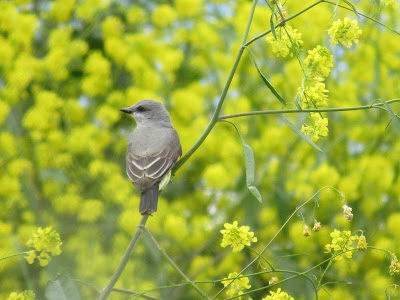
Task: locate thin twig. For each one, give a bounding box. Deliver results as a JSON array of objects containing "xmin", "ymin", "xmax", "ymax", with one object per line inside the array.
[
  {"xmin": 98, "ymin": 214, "xmax": 150, "ymax": 300},
  {"xmin": 172, "ymin": 0, "xmax": 259, "ymax": 174},
  {"xmin": 143, "ymin": 227, "xmax": 211, "ymax": 299},
  {"xmin": 219, "ymin": 99, "xmax": 400, "ymax": 119}
]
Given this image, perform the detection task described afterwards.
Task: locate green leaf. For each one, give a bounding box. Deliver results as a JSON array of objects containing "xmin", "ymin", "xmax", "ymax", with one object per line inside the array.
[
  {"xmin": 281, "ymin": 116, "xmax": 323, "ymax": 152},
  {"xmin": 46, "ymin": 275, "xmax": 81, "ymax": 300},
  {"xmin": 342, "ymin": 0, "xmax": 360, "ymax": 18},
  {"xmin": 243, "ymin": 143, "xmax": 262, "ymax": 202},
  {"xmin": 381, "ymin": 100, "xmax": 400, "ymax": 131},
  {"xmin": 270, "ymin": 13, "xmax": 277, "ymax": 40},
  {"xmin": 246, "ymin": 48, "xmax": 286, "ymax": 105},
  {"xmin": 222, "ymin": 120, "xmax": 262, "ymax": 203}
]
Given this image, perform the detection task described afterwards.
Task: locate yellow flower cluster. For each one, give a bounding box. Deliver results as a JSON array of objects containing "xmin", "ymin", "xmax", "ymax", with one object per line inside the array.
[
  {"xmin": 328, "ymin": 17, "xmax": 362, "ymax": 48},
  {"xmin": 25, "ymin": 226, "xmax": 62, "ymax": 267},
  {"xmin": 7, "ymin": 290, "xmax": 35, "ymax": 300},
  {"xmin": 222, "ymin": 272, "xmax": 251, "ymax": 299},
  {"xmin": 389, "ymin": 253, "xmax": 400, "ymax": 276},
  {"xmin": 304, "ymin": 46, "xmax": 334, "ymax": 80},
  {"xmin": 301, "ymin": 113, "xmax": 329, "ymax": 142},
  {"xmin": 298, "ymin": 45, "xmax": 334, "ymax": 141},
  {"xmin": 324, "ymin": 229, "xmax": 355, "ymax": 259},
  {"xmin": 384, "ymin": 0, "xmax": 399, "ymax": 8},
  {"xmin": 266, "ymin": 25, "xmax": 303, "ymax": 58},
  {"xmin": 220, "ymin": 221, "xmax": 258, "ymax": 252},
  {"xmin": 262, "ymin": 288, "xmax": 294, "ymax": 300}
]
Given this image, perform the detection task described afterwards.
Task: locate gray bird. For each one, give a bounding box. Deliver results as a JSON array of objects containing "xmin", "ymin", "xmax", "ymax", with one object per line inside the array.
[{"xmin": 120, "ymin": 99, "xmax": 182, "ymax": 215}]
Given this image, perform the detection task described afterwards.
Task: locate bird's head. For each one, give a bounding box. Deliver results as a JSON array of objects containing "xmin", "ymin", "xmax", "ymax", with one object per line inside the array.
[{"xmin": 120, "ymin": 99, "xmax": 171, "ymax": 126}]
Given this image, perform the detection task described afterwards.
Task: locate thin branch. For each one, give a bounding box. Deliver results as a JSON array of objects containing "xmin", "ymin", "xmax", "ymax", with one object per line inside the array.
[
  {"xmin": 172, "ymin": 0, "xmax": 259, "ymax": 174},
  {"xmin": 143, "ymin": 227, "xmax": 211, "ymax": 299},
  {"xmin": 111, "ymin": 287, "xmax": 162, "ymax": 300},
  {"xmin": 219, "ymin": 99, "xmax": 400, "ymax": 120},
  {"xmin": 98, "ymin": 214, "xmax": 150, "ymax": 300}
]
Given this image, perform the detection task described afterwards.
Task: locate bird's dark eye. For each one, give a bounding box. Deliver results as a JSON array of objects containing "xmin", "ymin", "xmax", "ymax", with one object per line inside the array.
[{"xmin": 137, "ymin": 105, "xmax": 145, "ymax": 112}]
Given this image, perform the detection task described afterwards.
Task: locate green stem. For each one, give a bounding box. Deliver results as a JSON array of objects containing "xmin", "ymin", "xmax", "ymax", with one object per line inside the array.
[
  {"xmin": 0, "ymin": 252, "xmax": 29, "ymax": 262},
  {"xmin": 143, "ymin": 228, "xmax": 211, "ymax": 299},
  {"xmin": 245, "ymin": 0, "xmax": 325, "ymax": 46},
  {"xmin": 172, "ymin": 0, "xmax": 259, "ymax": 174},
  {"xmin": 98, "ymin": 214, "xmax": 149, "ymax": 300},
  {"xmin": 317, "ymin": 259, "xmax": 333, "ymax": 290},
  {"xmin": 219, "ymin": 99, "xmax": 400, "ymax": 119}
]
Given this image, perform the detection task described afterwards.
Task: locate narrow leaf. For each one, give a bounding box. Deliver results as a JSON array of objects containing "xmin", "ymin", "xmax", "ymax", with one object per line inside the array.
[
  {"xmin": 243, "ymin": 143, "xmax": 262, "ymax": 203},
  {"xmin": 270, "ymin": 13, "xmax": 277, "ymax": 40},
  {"xmin": 247, "ymin": 49, "xmax": 286, "ymax": 105},
  {"xmin": 281, "ymin": 116, "xmax": 323, "ymax": 152},
  {"xmin": 222, "ymin": 120, "xmax": 262, "ymax": 203},
  {"xmin": 381, "ymin": 100, "xmax": 400, "ymax": 131},
  {"xmin": 342, "ymin": 0, "xmax": 360, "ymax": 18},
  {"xmin": 46, "ymin": 275, "xmax": 80, "ymax": 300}
]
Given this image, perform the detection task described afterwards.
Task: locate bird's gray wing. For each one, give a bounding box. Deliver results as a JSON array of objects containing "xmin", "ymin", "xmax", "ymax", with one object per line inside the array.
[{"xmin": 126, "ymin": 137, "xmax": 181, "ymax": 191}]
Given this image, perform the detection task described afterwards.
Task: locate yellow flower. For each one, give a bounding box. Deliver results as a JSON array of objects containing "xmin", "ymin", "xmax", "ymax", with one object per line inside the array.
[
  {"xmin": 328, "ymin": 17, "xmax": 362, "ymax": 48},
  {"xmin": 152, "ymin": 5, "xmax": 177, "ymax": 27},
  {"xmin": 384, "ymin": 0, "xmax": 399, "ymax": 8},
  {"xmin": 222, "ymin": 272, "xmax": 251, "ymax": 299},
  {"xmin": 266, "ymin": 25, "xmax": 303, "ymax": 57},
  {"xmin": 175, "ymin": 0, "xmax": 203, "ymax": 18},
  {"xmin": 313, "ymin": 221, "xmax": 322, "ymax": 232},
  {"xmin": 25, "ymin": 226, "xmax": 62, "ymax": 266},
  {"xmin": 102, "ymin": 16, "xmax": 123, "ymax": 38},
  {"xmin": 304, "ymin": 45, "xmax": 334, "ymax": 79},
  {"xmin": 301, "ymin": 113, "xmax": 329, "ymax": 142},
  {"xmin": 303, "ymin": 225, "xmax": 311, "ymax": 237},
  {"xmin": 262, "ymin": 288, "xmax": 294, "ymax": 300},
  {"xmin": 355, "ymin": 235, "xmax": 367, "ymax": 250},
  {"xmin": 343, "ymin": 204, "xmax": 353, "ymax": 221},
  {"xmin": 389, "ymin": 253, "xmax": 400, "ymax": 275},
  {"xmin": 220, "ymin": 221, "xmax": 257, "ymax": 252},
  {"xmin": 324, "ymin": 229, "xmax": 355, "ymax": 260},
  {"xmin": 47, "ymin": 0, "xmax": 76, "ymax": 22}
]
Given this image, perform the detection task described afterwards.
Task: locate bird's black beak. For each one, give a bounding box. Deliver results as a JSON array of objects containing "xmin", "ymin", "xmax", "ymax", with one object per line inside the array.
[{"xmin": 120, "ymin": 107, "xmax": 133, "ymax": 114}]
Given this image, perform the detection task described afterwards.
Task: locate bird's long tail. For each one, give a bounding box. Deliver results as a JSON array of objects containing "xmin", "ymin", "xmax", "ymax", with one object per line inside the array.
[{"xmin": 140, "ymin": 184, "xmax": 159, "ymax": 215}]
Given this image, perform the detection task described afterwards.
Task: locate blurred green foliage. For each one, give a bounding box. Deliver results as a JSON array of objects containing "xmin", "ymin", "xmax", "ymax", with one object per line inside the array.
[{"xmin": 0, "ymin": 0, "xmax": 399, "ymax": 299}]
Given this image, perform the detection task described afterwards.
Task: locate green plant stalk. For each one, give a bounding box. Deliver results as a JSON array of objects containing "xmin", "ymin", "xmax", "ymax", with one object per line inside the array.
[
  {"xmin": 219, "ymin": 99, "xmax": 400, "ymax": 119},
  {"xmin": 317, "ymin": 259, "xmax": 333, "ymax": 290},
  {"xmin": 0, "ymin": 252, "xmax": 29, "ymax": 262},
  {"xmin": 98, "ymin": 214, "xmax": 149, "ymax": 300},
  {"xmin": 143, "ymin": 227, "xmax": 211, "ymax": 299},
  {"xmin": 172, "ymin": 0, "xmax": 258, "ymax": 174}
]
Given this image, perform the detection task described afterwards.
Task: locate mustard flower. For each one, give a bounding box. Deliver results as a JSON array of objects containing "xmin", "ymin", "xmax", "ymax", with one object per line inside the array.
[
  {"xmin": 384, "ymin": 0, "xmax": 399, "ymax": 8},
  {"xmin": 324, "ymin": 229, "xmax": 355, "ymax": 259},
  {"xmin": 301, "ymin": 113, "xmax": 329, "ymax": 142},
  {"xmin": 7, "ymin": 290, "xmax": 35, "ymax": 300},
  {"xmin": 262, "ymin": 288, "xmax": 294, "ymax": 300},
  {"xmin": 313, "ymin": 221, "xmax": 321, "ymax": 232},
  {"xmin": 304, "ymin": 45, "xmax": 334, "ymax": 79},
  {"xmin": 222, "ymin": 272, "xmax": 251, "ymax": 299},
  {"xmin": 328, "ymin": 17, "xmax": 362, "ymax": 48},
  {"xmin": 25, "ymin": 226, "xmax": 62, "ymax": 266},
  {"xmin": 355, "ymin": 234, "xmax": 367, "ymax": 251},
  {"xmin": 299, "ymin": 82, "xmax": 329, "ymax": 109},
  {"xmin": 303, "ymin": 225, "xmax": 311, "ymax": 237},
  {"xmin": 389, "ymin": 253, "xmax": 400, "ymax": 276},
  {"xmin": 343, "ymin": 204, "xmax": 353, "ymax": 221},
  {"xmin": 266, "ymin": 25, "xmax": 303, "ymax": 57},
  {"xmin": 220, "ymin": 221, "xmax": 257, "ymax": 252},
  {"xmin": 269, "ymin": 277, "xmax": 279, "ymax": 285}
]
